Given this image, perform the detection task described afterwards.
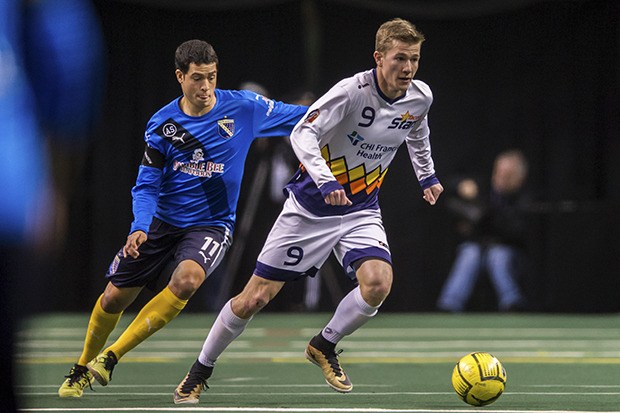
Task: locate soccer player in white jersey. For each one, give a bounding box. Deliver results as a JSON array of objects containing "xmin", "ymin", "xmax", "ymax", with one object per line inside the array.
[{"xmin": 174, "ymin": 18, "xmax": 444, "ymax": 404}]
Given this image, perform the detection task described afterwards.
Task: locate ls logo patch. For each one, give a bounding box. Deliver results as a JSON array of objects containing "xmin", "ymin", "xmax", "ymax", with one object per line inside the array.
[{"xmin": 155, "ymin": 119, "xmax": 200, "ymax": 151}]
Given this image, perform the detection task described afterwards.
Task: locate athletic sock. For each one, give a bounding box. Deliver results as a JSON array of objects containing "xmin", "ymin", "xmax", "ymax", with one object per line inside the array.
[
  {"xmin": 77, "ymin": 294, "xmax": 122, "ymax": 366},
  {"xmin": 198, "ymin": 299, "xmax": 251, "ymax": 367},
  {"xmin": 106, "ymin": 286, "xmax": 188, "ymax": 360},
  {"xmin": 320, "ymin": 286, "xmax": 380, "ymax": 344},
  {"xmin": 189, "ymin": 359, "xmax": 214, "ymax": 380}
]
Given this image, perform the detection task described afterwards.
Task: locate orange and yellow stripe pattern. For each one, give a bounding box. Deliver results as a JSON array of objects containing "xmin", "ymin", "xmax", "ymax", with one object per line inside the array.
[{"xmin": 321, "ymin": 145, "xmax": 388, "ymax": 195}]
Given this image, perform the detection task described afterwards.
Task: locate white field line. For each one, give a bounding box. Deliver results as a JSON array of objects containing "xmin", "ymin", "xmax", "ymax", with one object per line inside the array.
[
  {"xmin": 16, "ymin": 391, "xmax": 620, "ymax": 396},
  {"xmin": 16, "ymin": 350, "xmax": 620, "ymax": 359},
  {"xmin": 17, "ymin": 339, "xmax": 620, "ymax": 350},
  {"xmin": 15, "ymin": 383, "xmax": 620, "ymax": 389},
  {"xmin": 16, "ymin": 327, "xmax": 620, "ymax": 339},
  {"xmin": 16, "ymin": 407, "xmax": 620, "ymax": 413}
]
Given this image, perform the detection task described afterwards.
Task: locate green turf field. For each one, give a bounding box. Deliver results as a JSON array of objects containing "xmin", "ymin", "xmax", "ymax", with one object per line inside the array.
[{"xmin": 15, "ymin": 312, "xmax": 620, "ymax": 412}]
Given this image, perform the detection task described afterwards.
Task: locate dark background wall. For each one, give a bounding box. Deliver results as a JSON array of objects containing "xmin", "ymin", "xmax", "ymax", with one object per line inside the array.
[{"xmin": 48, "ymin": 0, "xmax": 619, "ymax": 313}]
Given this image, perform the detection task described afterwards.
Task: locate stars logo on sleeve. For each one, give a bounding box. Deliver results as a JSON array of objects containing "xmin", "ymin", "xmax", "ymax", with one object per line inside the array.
[{"xmin": 217, "ymin": 118, "xmax": 235, "ymax": 139}]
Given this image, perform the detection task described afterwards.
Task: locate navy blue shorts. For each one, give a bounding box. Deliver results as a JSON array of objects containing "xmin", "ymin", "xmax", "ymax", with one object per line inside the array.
[{"xmin": 105, "ymin": 217, "xmax": 231, "ymax": 289}]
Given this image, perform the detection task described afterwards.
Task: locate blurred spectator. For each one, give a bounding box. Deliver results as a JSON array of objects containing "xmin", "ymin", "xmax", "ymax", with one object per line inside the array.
[
  {"xmin": 437, "ymin": 149, "xmax": 530, "ymax": 312},
  {"xmin": 0, "ymin": 0, "xmax": 104, "ymax": 410}
]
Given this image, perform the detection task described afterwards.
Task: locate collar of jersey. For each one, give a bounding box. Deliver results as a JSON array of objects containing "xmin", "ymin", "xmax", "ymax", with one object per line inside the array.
[{"xmin": 372, "ymin": 68, "xmax": 407, "ymax": 105}]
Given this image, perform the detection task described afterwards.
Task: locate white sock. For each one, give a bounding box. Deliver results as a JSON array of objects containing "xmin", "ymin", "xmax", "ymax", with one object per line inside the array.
[
  {"xmin": 198, "ymin": 299, "xmax": 251, "ymax": 367},
  {"xmin": 321, "ymin": 286, "xmax": 380, "ymax": 344}
]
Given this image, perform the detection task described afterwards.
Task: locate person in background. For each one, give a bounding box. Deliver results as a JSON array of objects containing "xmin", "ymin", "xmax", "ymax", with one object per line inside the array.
[
  {"xmin": 0, "ymin": 0, "xmax": 104, "ymax": 410},
  {"xmin": 173, "ymin": 18, "xmax": 443, "ymax": 404},
  {"xmin": 437, "ymin": 149, "xmax": 530, "ymax": 313}
]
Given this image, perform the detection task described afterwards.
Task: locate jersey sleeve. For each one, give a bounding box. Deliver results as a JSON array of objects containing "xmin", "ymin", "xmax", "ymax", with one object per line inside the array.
[
  {"xmin": 130, "ymin": 164, "xmax": 162, "ymax": 234},
  {"xmin": 249, "ymin": 91, "xmax": 308, "ymax": 138},
  {"xmin": 405, "ymin": 115, "xmax": 440, "ymax": 189},
  {"xmin": 289, "ymin": 84, "xmax": 351, "ymax": 196},
  {"xmin": 129, "ymin": 121, "xmax": 165, "ymax": 234}
]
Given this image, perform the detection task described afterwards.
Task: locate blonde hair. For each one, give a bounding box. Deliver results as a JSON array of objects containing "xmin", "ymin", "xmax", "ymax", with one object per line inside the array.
[{"xmin": 375, "ymin": 18, "xmax": 425, "ymax": 53}]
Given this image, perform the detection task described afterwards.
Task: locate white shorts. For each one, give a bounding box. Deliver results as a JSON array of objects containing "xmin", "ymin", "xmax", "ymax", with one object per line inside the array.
[{"xmin": 254, "ymin": 193, "xmax": 392, "ymax": 282}]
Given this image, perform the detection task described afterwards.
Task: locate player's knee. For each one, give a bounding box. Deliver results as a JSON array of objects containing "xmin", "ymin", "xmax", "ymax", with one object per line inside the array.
[
  {"xmin": 100, "ymin": 293, "xmax": 124, "ymax": 313},
  {"xmin": 234, "ymin": 292, "xmax": 269, "ymax": 318},
  {"xmin": 362, "ymin": 279, "xmax": 392, "ymax": 305},
  {"xmin": 248, "ymin": 291, "xmax": 271, "ymax": 312},
  {"xmin": 169, "ymin": 262, "xmax": 206, "ymax": 298},
  {"xmin": 359, "ymin": 279, "xmax": 391, "ymax": 306},
  {"xmin": 100, "ymin": 283, "xmax": 139, "ymax": 313},
  {"xmin": 359, "ymin": 267, "xmax": 393, "ymax": 305}
]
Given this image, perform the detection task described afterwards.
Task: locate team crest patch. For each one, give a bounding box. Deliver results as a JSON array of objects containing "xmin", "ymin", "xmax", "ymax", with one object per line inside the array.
[
  {"xmin": 217, "ymin": 118, "xmax": 235, "ymax": 138},
  {"xmin": 305, "ymin": 109, "xmax": 320, "ymax": 123}
]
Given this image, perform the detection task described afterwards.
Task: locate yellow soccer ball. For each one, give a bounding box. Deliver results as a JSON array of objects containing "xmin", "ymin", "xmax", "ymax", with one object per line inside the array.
[{"xmin": 451, "ymin": 352, "xmax": 507, "ymax": 406}]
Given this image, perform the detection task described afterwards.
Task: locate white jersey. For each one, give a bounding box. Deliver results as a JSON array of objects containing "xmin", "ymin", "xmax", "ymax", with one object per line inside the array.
[{"xmin": 286, "ymin": 68, "xmax": 439, "ymax": 216}]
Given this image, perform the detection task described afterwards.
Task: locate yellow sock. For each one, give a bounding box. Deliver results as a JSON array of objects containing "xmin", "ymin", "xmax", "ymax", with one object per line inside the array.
[
  {"xmin": 106, "ymin": 286, "xmax": 188, "ymax": 360},
  {"xmin": 77, "ymin": 295, "xmax": 122, "ymax": 366}
]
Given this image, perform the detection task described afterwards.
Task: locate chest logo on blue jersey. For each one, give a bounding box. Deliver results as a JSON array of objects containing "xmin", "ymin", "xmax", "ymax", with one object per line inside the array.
[
  {"xmin": 217, "ymin": 118, "xmax": 235, "ymax": 139},
  {"xmin": 173, "ymin": 149, "xmax": 225, "ymax": 178}
]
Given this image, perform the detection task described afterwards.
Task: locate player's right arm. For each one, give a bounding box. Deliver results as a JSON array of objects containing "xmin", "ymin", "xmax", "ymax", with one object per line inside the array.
[
  {"xmin": 290, "ymin": 83, "xmax": 353, "ymax": 206},
  {"xmin": 127, "ymin": 132, "xmax": 165, "ymax": 256}
]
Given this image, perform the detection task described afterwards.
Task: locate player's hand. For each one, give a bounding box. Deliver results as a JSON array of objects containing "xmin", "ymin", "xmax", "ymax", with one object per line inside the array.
[
  {"xmin": 123, "ymin": 230, "xmax": 147, "ymax": 258},
  {"xmin": 324, "ymin": 189, "xmax": 352, "ymax": 206},
  {"xmin": 423, "ymin": 183, "xmax": 444, "ymax": 206}
]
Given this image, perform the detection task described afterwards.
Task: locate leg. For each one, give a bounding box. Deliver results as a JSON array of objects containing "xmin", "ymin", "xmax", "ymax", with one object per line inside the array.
[
  {"xmin": 198, "ymin": 274, "xmax": 283, "ymax": 367},
  {"xmin": 174, "ymin": 274, "xmax": 283, "ymax": 404},
  {"xmin": 58, "ymin": 282, "xmax": 140, "ymax": 397},
  {"xmin": 306, "ymin": 258, "xmax": 392, "ymax": 394},
  {"xmin": 436, "ymin": 242, "xmax": 483, "ymax": 312},
  {"xmin": 485, "ymin": 245, "xmax": 524, "ymax": 311},
  {"xmin": 79, "ymin": 282, "xmax": 141, "ymax": 366},
  {"xmin": 104, "ymin": 260, "xmax": 201, "ymax": 360},
  {"xmin": 89, "ymin": 260, "xmax": 202, "ymax": 386},
  {"xmin": 322, "ymin": 258, "xmax": 392, "ymax": 342}
]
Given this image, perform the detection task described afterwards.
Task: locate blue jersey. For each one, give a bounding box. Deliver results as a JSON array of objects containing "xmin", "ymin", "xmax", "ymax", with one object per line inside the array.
[{"xmin": 131, "ymin": 89, "xmax": 307, "ymax": 234}]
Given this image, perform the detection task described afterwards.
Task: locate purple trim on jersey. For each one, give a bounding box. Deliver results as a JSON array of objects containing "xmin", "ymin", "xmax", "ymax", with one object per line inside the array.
[
  {"xmin": 343, "ymin": 246, "xmax": 392, "ymax": 279},
  {"xmin": 254, "ymin": 261, "xmax": 319, "ymax": 282},
  {"xmin": 286, "ymin": 170, "xmax": 380, "ymax": 217},
  {"xmin": 319, "ymin": 180, "xmax": 344, "ymax": 198},
  {"xmin": 419, "ymin": 174, "xmax": 440, "ymax": 189},
  {"xmin": 372, "ymin": 69, "xmax": 407, "ymax": 104}
]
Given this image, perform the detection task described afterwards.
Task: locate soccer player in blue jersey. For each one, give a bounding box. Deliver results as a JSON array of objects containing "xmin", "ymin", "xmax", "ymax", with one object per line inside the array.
[
  {"xmin": 173, "ymin": 19, "xmax": 443, "ymax": 404},
  {"xmin": 58, "ymin": 39, "xmax": 307, "ymax": 398}
]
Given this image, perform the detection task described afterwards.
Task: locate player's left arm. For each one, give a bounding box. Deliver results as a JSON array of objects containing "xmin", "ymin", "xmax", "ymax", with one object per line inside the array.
[
  {"xmin": 405, "ymin": 115, "xmax": 443, "ymax": 205},
  {"xmin": 249, "ymin": 91, "xmax": 308, "ymax": 137}
]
